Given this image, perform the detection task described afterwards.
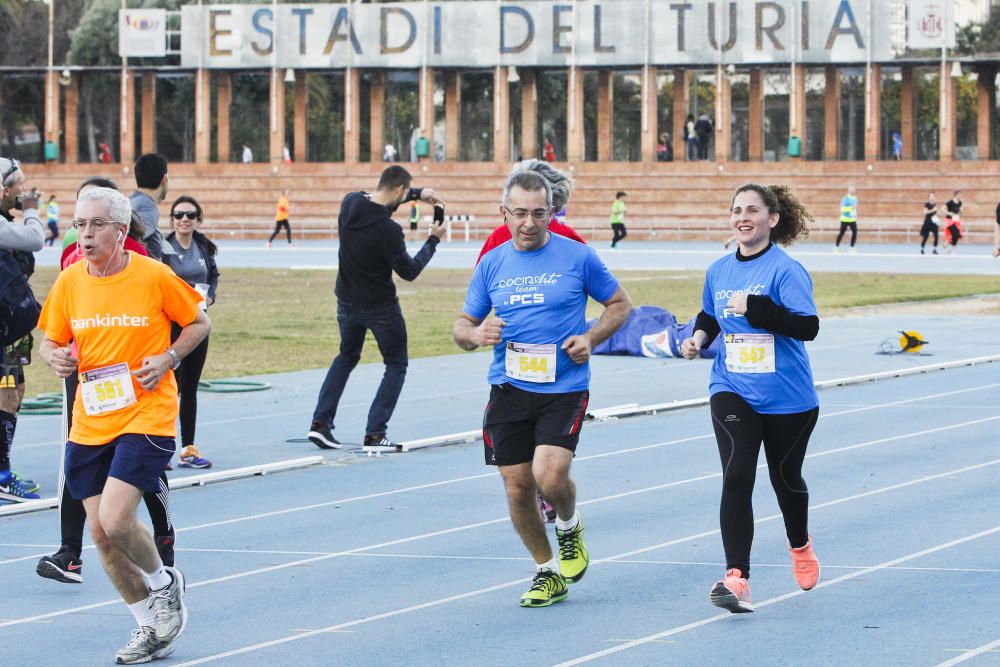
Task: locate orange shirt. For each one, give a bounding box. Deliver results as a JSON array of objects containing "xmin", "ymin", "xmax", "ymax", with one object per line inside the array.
[
  {"xmin": 38, "ymin": 253, "xmax": 203, "ymax": 445},
  {"xmin": 276, "ymin": 195, "xmax": 289, "ymax": 221}
]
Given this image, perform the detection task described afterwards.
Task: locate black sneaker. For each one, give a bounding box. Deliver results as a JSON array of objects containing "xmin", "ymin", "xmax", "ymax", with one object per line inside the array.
[
  {"xmin": 36, "ymin": 549, "xmax": 83, "ymax": 584},
  {"xmin": 362, "ymin": 433, "xmax": 399, "ymax": 453},
  {"xmin": 308, "ymin": 421, "xmax": 342, "ymax": 449},
  {"xmin": 155, "ymin": 529, "xmax": 176, "ymax": 567}
]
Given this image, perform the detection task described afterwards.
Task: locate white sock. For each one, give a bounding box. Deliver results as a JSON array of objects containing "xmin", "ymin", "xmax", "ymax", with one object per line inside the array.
[
  {"xmin": 555, "ymin": 511, "xmax": 579, "ymax": 532},
  {"xmin": 128, "ymin": 597, "xmax": 155, "ymax": 628},
  {"xmin": 537, "ymin": 557, "xmax": 559, "ymax": 573},
  {"xmin": 143, "ymin": 564, "xmax": 171, "ymax": 591}
]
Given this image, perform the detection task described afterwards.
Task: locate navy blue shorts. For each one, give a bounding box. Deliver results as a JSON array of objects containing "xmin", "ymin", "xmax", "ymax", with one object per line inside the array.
[{"xmin": 64, "ymin": 434, "xmax": 175, "ymax": 500}]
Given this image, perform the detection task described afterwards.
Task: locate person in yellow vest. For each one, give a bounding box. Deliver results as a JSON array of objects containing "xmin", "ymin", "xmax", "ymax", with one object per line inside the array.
[
  {"xmin": 610, "ymin": 191, "xmax": 627, "ymax": 248},
  {"xmin": 834, "ymin": 186, "xmax": 858, "ymax": 254},
  {"xmin": 267, "ymin": 190, "xmax": 293, "ymax": 248}
]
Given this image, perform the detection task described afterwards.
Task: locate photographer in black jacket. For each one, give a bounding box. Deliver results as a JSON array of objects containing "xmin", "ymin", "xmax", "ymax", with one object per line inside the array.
[{"xmin": 308, "ymin": 166, "xmax": 445, "ymax": 453}]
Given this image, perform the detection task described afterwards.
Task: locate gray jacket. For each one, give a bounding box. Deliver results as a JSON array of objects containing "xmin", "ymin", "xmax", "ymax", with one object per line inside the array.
[
  {"xmin": 0, "ymin": 207, "xmax": 44, "ymax": 252},
  {"xmin": 129, "ymin": 191, "xmax": 172, "ymax": 259}
]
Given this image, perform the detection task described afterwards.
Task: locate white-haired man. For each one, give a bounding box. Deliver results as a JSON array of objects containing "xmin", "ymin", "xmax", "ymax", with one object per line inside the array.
[{"xmin": 38, "ymin": 187, "xmax": 210, "ymax": 663}]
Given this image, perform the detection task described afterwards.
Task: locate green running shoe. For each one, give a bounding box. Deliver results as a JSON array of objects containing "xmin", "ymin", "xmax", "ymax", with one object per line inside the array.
[
  {"xmin": 557, "ymin": 515, "xmax": 589, "ymax": 583},
  {"xmin": 519, "ymin": 568, "xmax": 568, "ymax": 608}
]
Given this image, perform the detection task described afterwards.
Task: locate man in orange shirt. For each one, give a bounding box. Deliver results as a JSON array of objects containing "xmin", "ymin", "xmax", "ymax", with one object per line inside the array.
[
  {"xmin": 268, "ymin": 189, "xmax": 293, "ymax": 247},
  {"xmin": 38, "ymin": 187, "xmax": 210, "ymax": 664}
]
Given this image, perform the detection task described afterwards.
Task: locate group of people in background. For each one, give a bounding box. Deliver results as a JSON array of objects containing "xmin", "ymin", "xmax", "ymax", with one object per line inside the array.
[{"xmin": 4, "ymin": 145, "xmax": 1000, "ymax": 663}]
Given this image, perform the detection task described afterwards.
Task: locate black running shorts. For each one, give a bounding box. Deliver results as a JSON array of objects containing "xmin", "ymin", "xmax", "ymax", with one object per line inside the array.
[{"xmin": 482, "ymin": 383, "xmax": 589, "ymax": 466}]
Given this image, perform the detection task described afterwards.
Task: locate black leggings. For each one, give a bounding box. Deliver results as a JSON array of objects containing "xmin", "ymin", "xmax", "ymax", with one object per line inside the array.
[
  {"xmin": 611, "ymin": 223, "xmax": 627, "ymax": 247},
  {"xmin": 710, "ymin": 392, "xmax": 818, "ymax": 578},
  {"xmin": 171, "ymin": 324, "xmax": 209, "ymax": 447},
  {"xmin": 269, "ymin": 219, "xmax": 292, "ymax": 244},
  {"xmin": 920, "ymin": 221, "xmax": 938, "ymax": 248},
  {"xmin": 59, "ymin": 375, "xmax": 172, "ymax": 558},
  {"xmin": 835, "ymin": 222, "xmax": 857, "ymax": 247}
]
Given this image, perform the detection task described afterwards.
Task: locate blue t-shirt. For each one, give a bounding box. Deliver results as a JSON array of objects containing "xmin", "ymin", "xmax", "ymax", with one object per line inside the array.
[
  {"xmin": 463, "ymin": 234, "xmax": 619, "ymax": 393},
  {"xmin": 702, "ymin": 244, "xmax": 819, "ymax": 413}
]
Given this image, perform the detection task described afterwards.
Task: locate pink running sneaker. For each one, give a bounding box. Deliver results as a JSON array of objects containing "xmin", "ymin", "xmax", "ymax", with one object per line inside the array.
[
  {"xmin": 789, "ymin": 536, "xmax": 820, "ymax": 590},
  {"xmin": 710, "ymin": 568, "xmax": 754, "ymax": 613}
]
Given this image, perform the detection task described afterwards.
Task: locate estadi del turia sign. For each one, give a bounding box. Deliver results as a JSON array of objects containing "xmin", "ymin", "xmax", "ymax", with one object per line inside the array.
[{"xmin": 171, "ymin": 1, "xmax": 894, "ymax": 69}]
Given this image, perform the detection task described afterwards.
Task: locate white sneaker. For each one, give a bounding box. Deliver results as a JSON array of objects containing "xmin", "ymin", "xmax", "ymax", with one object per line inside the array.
[
  {"xmin": 151, "ymin": 567, "xmax": 188, "ymax": 646},
  {"xmin": 115, "ymin": 626, "xmax": 174, "ymax": 665}
]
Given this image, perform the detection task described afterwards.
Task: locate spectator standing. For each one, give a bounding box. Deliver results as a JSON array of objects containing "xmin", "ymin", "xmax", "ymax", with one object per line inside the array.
[
  {"xmin": 45, "ymin": 194, "xmax": 60, "ymax": 246},
  {"xmin": 130, "ymin": 153, "xmax": 172, "ymax": 260}
]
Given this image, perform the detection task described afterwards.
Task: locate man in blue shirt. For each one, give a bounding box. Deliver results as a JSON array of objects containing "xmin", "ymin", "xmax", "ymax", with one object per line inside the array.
[{"xmin": 453, "ymin": 168, "xmax": 632, "ymax": 607}]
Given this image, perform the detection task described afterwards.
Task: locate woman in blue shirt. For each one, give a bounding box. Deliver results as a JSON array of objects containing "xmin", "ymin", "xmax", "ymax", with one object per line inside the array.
[{"xmin": 681, "ymin": 184, "xmax": 820, "ymax": 614}]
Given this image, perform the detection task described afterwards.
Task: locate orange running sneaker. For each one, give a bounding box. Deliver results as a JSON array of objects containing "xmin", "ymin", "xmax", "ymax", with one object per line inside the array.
[
  {"xmin": 710, "ymin": 568, "xmax": 754, "ymax": 613},
  {"xmin": 789, "ymin": 536, "xmax": 820, "ymax": 590}
]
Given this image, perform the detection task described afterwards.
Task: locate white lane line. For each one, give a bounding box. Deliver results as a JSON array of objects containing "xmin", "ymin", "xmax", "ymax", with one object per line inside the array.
[
  {"xmin": 939, "ymin": 642, "xmax": 1000, "ymax": 664},
  {"xmin": 103, "ymin": 459, "xmax": 1000, "ymax": 663},
  {"xmin": 557, "ymin": 524, "xmax": 1000, "ymax": 667},
  {"xmin": 4, "ymin": 456, "xmax": 996, "ymax": 635},
  {"xmin": 4, "ymin": 405, "xmax": 999, "ymax": 571}
]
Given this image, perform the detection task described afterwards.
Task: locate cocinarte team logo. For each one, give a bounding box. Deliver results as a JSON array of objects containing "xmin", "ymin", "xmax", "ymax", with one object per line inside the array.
[
  {"xmin": 917, "ymin": 5, "xmax": 944, "ymax": 40},
  {"xmin": 125, "ymin": 14, "xmax": 160, "ymax": 31}
]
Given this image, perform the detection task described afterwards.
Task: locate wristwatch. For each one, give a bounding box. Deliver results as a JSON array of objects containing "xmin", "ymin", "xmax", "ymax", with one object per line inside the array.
[{"xmin": 165, "ymin": 347, "xmax": 181, "ymax": 370}]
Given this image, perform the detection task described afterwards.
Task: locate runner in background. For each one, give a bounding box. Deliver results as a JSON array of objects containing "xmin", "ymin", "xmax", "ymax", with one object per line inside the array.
[
  {"xmin": 943, "ymin": 190, "xmax": 963, "ymax": 255},
  {"xmin": 267, "ymin": 189, "xmax": 293, "ymax": 248},
  {"xmin": 834, "ymin": 186, "xmax": 858, "ymax": 254},
  {"xmin": 610, "ymin": 191, "xmax": 627, "ymax": 249},
  {"xmin": 919, "ymin": 192, "xmax": 939, "ymax": 255}
]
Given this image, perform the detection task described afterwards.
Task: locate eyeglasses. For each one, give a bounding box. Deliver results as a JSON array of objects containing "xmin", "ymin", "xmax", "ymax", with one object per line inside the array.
[
  {"xmin": 503, "ymin": 205, "xmax": 551, "ymax": 221},
  {"xmin": 171, "ymin": 211, "xmax": 199, "ymax": 221},
  {"xmin": 0, "ymin": 157, "xmax": 21, "ymax": 186},
  {"xmin": 71, "ymin": 217, "xmax": 118, "ymax": 231}
]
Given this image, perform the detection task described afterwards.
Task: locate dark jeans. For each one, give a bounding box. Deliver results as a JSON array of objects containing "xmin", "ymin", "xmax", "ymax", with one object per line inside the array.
[{"xmin": 312, "ymin": 300, "xmax": 408, "ymax": 437}]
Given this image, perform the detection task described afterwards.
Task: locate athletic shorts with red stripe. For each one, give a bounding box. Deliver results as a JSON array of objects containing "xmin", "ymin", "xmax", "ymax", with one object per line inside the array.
[{"xmin": 482, "ymin": 383, "xmax": 589, "ymax": 466}]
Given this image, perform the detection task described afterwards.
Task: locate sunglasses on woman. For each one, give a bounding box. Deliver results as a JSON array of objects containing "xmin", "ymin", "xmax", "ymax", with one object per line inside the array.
[{"xmin": 171, "ymin": 211, "xmax": 199, "ymax": 220}]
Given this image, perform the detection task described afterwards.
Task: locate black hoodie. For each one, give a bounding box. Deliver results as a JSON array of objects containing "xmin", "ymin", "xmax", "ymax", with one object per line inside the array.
[{"xmin": 335, "ymin": 191, "xmax": 439, "ymax": 308}]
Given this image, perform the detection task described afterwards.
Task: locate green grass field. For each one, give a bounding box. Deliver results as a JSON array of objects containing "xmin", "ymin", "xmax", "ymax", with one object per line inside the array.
[{"xmin": 19, "ymin": 267, "xmax": 1000, "ymax": 396}]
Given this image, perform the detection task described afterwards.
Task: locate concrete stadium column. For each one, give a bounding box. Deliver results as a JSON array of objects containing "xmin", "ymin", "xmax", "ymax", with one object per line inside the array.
[
  {"xmin": 672, "ymin": 69, "xmax": 688, "ymax": 161},
  {"xmin": 566, "ymin": 67, "xmax": 585, "ymax": 162},
  {"xmin": 715, "ymin": 66, "xmax": 730, "ymax": 162},
  {"xmin": 640, "ymin": 66, "xmax": 658, "ymax": 162},
  {"xmin": 216, "ymin": 72, "xmax": 232, "ymax": 162},
  {"xmin": 864, "ymin": 64, "xmax": 881, "ymax": 162},
  {"xmin": 269, "ymin": 69, "xmax": 285, "ymax": 164},
  {"xmin": 195, "ymin": 69, "xmax": 211, "ymax": 164},
  {"xmin": 900, "ymin": 66, "xmax": 914, "ymax": 160},
  {"xmin": 823, "ymin": 66, "xmax": 840, "ymax": 160},
  {"xmin": 63, "ymin": 75, "xmax": 79, "ymax": 165},
  {"xmin": 344, "ymin": 68, "xmax": 361, "ymax": 163},
  {"xmin": 940, "ymin": 67, "xmax": 956, "ymax": 161},
  {"xmin": 370, "ymin": 72, "xmax": 385, "ymax": 161},
  {"xmin": 976, "ymin": 67, "xmax": 996, "ymax": 160},
  {"xmin": 119, "ymin": 71, "xmax": 135, "ymax": 166},
  {"xmin": 748, "ymin": 69, "xmax": 763, "ymax": 161},
  {"xmin": 44, "ymin": 70, "xmax": 61, "ymax": 158},
  {"xmin": 520, "ymin": 69, "xmax": 537, "ymax": 159},
  {"xmin": 294, "ymin": 73, "xmax": 308, "ymax": 162},
  {"xmin": 493, "ymin": 66, "xmax": 510, "ymax": 163},
  {"xmin": 790, "ymin": 64, "xmax": 806, "ymax": 158},
  {"xmin": 418, "ymin": 67, "xmax": 434, "ymax": 154},
  {"xmin": 445, "ymin": 71, "xmax": 461, "ymax": 161},
  {"xmin": 597, "ymin": 70, "xmax": 613, "ymax": 161},
  {"xmin": 141, "ymin": 73, "xmax": 156, "ymax": 155}
]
